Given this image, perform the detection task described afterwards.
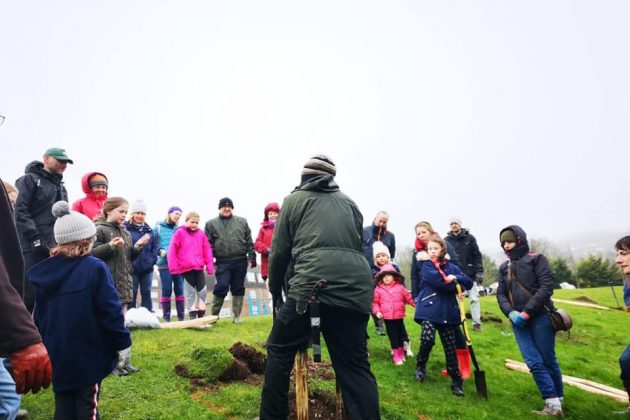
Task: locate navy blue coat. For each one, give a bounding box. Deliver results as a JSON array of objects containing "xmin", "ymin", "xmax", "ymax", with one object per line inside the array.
[
  {"xmin": 29, "ymin": 255, "xmax": 131, "ymax": 392},
  {"xmin": 125, "ymin": 221, "xmax": 159, "ymax": 274},
  {"xmin": 414, "ymin": 260, "xmax": 472, "ymax": 326},
  {"xmin": 410, "ymin": 242, "xmax": 460, "ymax": 299}
]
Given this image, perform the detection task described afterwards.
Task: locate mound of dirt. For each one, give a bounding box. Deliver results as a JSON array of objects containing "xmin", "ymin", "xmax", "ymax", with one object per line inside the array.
[
  {"xmin": 290, "ymin": 359, "xmax": 335, "ymax": 381},
  {"xmin": 229, "ymin": 342, "xmax": 266, "ymax": 374},
  {"xmin": 218, "ymin": 359, "xmax": 252, "ymax": 381},
  {"xmin": 574, "ymin": 296, "xmax": 599, "ymax": 304},
  {"xmin": 174, "ymin": 347, "xmax": 234, "ymax": 385}
]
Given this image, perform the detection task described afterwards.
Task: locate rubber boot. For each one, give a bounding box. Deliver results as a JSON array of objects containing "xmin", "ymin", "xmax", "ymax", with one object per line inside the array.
[
  {"xmin": 112, "ymin": 350, "xmax": 129, "ymax": 376},
  {"xmin": 161, "ymin": 299, "xmax": 171, "ymax": 322},
  {"xmin": 122, "ymin": 347, "xmax": 140, "ymax": 374},
  {"xmin": 211, "ymin": 295, "xmax": 225, "ymax": 316},
  {"xmin": 232, "ymin": 295, "xmax": 244, "ymax": 324},
  {"xmin": 414, "ymin": 342, "xmax": 432, "ymax": 382},
  {"xmin": 404, "ymin": 339, "xmax": 413, "ymax": 357},
  {"xmin": 394, "ymin": 348, "xmax": 405, "ymax": 366},
  {"xmin": 414, "ymin": 361, "xmax": 426, "ymax": 382},
  {"xmin": 450, "ymin": 379, "xmax": 464, "ymax": 397},
  {"xmin": 614, "ymin": 382, "xmax": 630, "ymax": 415},
  {"xmin": 175, "ymin": 298, "xmax": 185, "ymax": 321}
]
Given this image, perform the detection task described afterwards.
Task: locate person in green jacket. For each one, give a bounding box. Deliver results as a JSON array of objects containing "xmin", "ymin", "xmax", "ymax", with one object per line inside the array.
[{"xmin": 259, "ymin": 155, "xmax": 380, "ymax": 420}]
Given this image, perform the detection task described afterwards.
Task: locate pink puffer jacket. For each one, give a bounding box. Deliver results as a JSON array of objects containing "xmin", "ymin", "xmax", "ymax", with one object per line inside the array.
[
  {"xmin": 372, "ymin": 282, "xmax": 415, "ymax": 320},
  {"xmin": 167, "ymin": 227, "xmax": 214, "ymax": 275}
]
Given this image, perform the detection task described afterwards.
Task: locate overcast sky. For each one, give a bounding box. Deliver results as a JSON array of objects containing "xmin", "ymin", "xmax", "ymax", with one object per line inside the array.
[{"xmin": 1, "ymin": 1, "xmax": 629, "ymax": 260}]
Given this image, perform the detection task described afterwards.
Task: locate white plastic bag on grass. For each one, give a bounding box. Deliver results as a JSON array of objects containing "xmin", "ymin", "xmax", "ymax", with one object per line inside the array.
[{"xmin": 125, "ymin": 307, "xmax": 161, "ymax": 329}]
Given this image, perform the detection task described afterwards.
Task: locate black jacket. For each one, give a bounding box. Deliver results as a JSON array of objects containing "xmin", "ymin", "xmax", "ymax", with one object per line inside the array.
[
  {"xmin": 362, "ymin": 224, "xmax": 396, "ymax": 268},
  {"xmin": 496, "ymin": 225, "xmax": 555, "ymax": 318},
  {"xmin": 444, "ymin": 229, "xmax": 483, "ymax": 278},
  {"xmin": 15, "ymin": 161, "xmax": 68, "ymax": 252}
]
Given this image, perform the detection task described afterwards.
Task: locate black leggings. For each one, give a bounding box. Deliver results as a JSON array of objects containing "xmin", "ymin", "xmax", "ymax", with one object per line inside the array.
[
  {"xmin": 383, "ymin": 319, "xmax": 407, "ymax": 348},
  {"xmin": 417, "ymin": 321, "xmax": 462, "ymax": 382}
]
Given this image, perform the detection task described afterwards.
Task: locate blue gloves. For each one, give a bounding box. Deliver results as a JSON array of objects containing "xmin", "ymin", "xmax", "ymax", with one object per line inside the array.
[{"xmin": 509, "ymin": 311, "xmax": 527, "ymax": 327}]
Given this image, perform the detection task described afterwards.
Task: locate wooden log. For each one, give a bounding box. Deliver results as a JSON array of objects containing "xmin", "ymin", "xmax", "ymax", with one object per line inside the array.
[
  {"xmin": 552, "ymin": 299, "xmax": 609, "ymax": 310},
  {"xmin": 295, "ymin": 349, "xmax": 309, "ymax": 420},
  {"xmin": 159, "ymin": 315, "xmax": 218, "ymax": 329},
  {"xmin": 505, "ymin": 359, "xmax": 627, "ymax": 402}
]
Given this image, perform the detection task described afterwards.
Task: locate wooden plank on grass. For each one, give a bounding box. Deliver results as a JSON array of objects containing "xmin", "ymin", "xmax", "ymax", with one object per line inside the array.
[
  {"xmin": 553, "ymin": 299, "xmax": 609, "ymax": 310},
  {"xmin": 160, "ymin": 315, "xmax": 219, "ymax": 329},
  {"xmin": 505, "ymin": 359, "xmax": 627, "ymax": 403}
]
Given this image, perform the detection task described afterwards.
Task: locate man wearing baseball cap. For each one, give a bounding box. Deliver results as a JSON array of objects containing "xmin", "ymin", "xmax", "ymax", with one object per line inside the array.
[{"xmin": 14, "ymin": 147, "xmax": 73, "ymax": 312}]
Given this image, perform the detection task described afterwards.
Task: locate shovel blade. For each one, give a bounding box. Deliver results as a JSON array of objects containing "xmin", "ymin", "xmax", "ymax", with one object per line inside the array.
[{"xmin": 474, "ymin": 370, "xmax": 488, "ymax": 399}]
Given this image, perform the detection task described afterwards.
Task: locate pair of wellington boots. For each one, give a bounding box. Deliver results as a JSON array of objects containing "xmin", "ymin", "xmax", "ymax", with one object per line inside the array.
[
  {"xmin": 112, "ymin": 347, "xmax": 140, "ymax": 376},
  {"xmin": 161, "ymin": 300, "xmax": 185, "ymax": 322},
  {"xmin": 211, "ymin": 295, "xmax": 244, "ymax": 323}
]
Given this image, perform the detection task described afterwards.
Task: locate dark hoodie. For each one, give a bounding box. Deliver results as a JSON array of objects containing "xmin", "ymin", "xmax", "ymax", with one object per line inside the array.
[
  {"xmin": 14, "ymin": 161, "xmax": 68, "ymax": 251},
  {"xmin": 496, "ymin": 225, "xmax": 555, "ymax": 318},
  {"xmin": 29, "ymin": 254, "xmax": 131, "ymax": 392}
]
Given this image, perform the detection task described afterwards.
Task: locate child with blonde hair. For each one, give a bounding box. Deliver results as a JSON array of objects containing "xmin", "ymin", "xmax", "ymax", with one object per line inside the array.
[
  {"xmin": 168, "ymin": 211, "xmax": 215, "ymax": 319},
  {"xmin": 28, "ymin": 201, "xmax": 130, "ymax": 419}
]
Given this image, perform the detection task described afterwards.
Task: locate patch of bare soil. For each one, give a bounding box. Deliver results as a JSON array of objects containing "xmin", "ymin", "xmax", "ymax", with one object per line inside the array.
[
  {"xmin": 218, "ymin": 359, "xmax": 252, "ymax": 381},
  {"xmin": 574, "ymin": 296, "xmax": 599, "ymax": 304},
  {"xmin": 229, "ymin": 342, "xmax": 266, "ymax": 374},
  {"xmin": 288, "ymin": 388, "xmax": 350, "ymax": 420}
]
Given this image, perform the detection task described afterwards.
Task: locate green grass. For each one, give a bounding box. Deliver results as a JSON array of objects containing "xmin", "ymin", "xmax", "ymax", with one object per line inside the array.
[{"xmin": 22, "ymin": 286, "xmax": 629, "ymax": 419}]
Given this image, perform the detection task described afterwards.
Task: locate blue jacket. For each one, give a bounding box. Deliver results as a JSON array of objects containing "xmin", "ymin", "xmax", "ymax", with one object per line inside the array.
[
  {"xmin": 154, "ymin": 220, "xmax": 178, "ymax": 268},
  {"xmin": 125, "ymin": 221, "xmax": 159, "ymax": 274},
  {"xmin": 414, "ymin": 260, "xmax": 472, "ymax": 326},
  {"xmin": 29, "ymin": 255, "xmax": 131, "ymax": 392},
  {"xmin": 410, "ymin": 242, "xmax": 460, "ymax": 299}
]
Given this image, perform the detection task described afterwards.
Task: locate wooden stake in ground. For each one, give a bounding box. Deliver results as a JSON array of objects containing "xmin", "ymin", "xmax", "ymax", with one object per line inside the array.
[
  {"xmin": 505, "ymin": 359, "xmax": 627, "ymax": 403},
  {"xmin": 295, "ymin": 348, "xmax": 309, "ymax": 420}
]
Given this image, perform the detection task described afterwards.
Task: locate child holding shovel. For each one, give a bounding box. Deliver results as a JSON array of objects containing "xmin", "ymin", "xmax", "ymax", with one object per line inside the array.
[
  {"xmin": 413, "ymin": 237, "xmax": 472, "ymax": 396},
  {"xmin": 372, "ymin": 264, "xmax": 416, "ymax": 365}
]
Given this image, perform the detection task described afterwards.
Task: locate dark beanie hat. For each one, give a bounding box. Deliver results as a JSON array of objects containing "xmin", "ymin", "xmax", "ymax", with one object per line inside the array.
[
  {"xmin": 302, "ymin": 154, "xmax": 336, "ymax": 177},
  {"xmin": 218, "ymin": 197, "xmax": 234, "ymax": 209},
  {"xmin": 88, "ymin": 173, "xmax": 108, "ymax": 188},
  {"xmin": 500, "ymin": 229, "xmax": 517, "ymax": 244}
]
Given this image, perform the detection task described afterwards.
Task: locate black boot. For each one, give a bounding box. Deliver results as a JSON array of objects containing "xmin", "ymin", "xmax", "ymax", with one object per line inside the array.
[
  {"xmin": 451, "ymin": 380, "xmax": 464, "ymax": 397},
  {"xmin": 175, "ymin": 299, "xmax": 185, "ymax": 321},
  {"xmin": 414, "ymin": 362, "xmax": 426, "ymax": 382},
  {"xmin": 161, "ymin": 300, "xmax": 171, "ymax": 322}
]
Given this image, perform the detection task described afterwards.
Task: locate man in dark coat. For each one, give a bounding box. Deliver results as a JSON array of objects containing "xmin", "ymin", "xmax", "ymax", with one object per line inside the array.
[
  {"xmin": 444, "ymin": 217, "xmax": 484, "ymax": 331},
  {"xmin": 0, "ymin": 178, "xmax": 52, "ymax": 402},
  {"xmin": 260, "ymin": 155, "xmax": 380, "ymax": 420},
  {"xmin": 14, "ymin": 147, "xmax": 72, "ymax": 312}
]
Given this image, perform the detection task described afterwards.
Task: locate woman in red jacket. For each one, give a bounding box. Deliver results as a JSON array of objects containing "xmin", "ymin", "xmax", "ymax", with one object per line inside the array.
[{"xmin": 254, "ymin": 203, "xmax": 280, "ymax": 285}]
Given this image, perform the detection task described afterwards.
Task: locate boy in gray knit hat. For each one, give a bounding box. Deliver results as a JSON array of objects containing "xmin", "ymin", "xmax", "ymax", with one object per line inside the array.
[{"xmin": 27, "ymin": 201, "xmax": 131, "ymax": 419}]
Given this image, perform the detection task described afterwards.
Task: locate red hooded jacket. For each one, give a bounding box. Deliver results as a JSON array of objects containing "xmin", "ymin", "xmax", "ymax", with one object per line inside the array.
[{"xmin": 71, "ymin": 172, "xmax": 108, "ymax": 220}]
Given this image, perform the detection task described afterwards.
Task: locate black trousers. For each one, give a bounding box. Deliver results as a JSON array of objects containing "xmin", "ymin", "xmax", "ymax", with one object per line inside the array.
[
  {"xmin": 384, "ymin": 319, "xmax": 406, "ymax": 349},
  {"xmin": 182, "ymin": 270, "xmax": 206, "ymax": 292},
  {"xmin": 260, "ymin": 299, "xmax": 380, "ymax": 420},
  {"xmin": 54, "ymin": 382, "xmax": 101, "ymax": 420}
]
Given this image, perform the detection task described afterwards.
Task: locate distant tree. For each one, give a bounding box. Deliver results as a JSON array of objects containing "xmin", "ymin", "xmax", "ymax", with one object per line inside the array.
[
  {"xmin": 481, "ymin": 254, "xmax": 499, "ymax": 285},
  {"xmin": 530, "ymin": 238, "xmax": 565, "ymax": 260},
  {"xmin": 395, "ymin": 246, "xmax": 414, "ymax": 290},
  {"xmin": 549, "ymin": 257, "xmax": 576, "ymax": 289},
  {"xmin": 575, "ymin": 254, "xmax": 618, "ymax": 288}
]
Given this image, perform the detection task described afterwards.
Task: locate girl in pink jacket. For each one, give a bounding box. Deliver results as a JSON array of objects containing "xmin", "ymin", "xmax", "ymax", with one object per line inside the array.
[
  {"xmin": 372, "ymin": 264, "xmax": 415, "ymax": 365},
  {"xmin": 168, "ymin": 212, "xmax": 214, "ymax": 319}
]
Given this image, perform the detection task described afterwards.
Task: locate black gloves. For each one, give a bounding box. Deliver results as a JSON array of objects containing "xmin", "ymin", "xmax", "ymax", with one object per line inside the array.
[{"xmin": 32, "ymin": 239, "xmax": 50, "ymax": 260}]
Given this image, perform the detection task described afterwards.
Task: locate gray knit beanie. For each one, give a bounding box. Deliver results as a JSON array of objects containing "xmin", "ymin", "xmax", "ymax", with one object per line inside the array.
[
  {"xmin": 302, "ymin": 154, "xmax": 336, "ymax": 177},
  {"xmin": 129, "ymin": 199, "xmax": 147, "ymax": 214},
  {"xmin": 52, "ymin": 201, "xmax": 97, "ymax": 244}
]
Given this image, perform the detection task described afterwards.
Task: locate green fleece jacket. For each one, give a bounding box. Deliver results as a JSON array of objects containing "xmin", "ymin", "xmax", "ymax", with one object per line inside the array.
[{"xmin": 268, "ymin": 175, "xmax": 373, "ymax": 315}]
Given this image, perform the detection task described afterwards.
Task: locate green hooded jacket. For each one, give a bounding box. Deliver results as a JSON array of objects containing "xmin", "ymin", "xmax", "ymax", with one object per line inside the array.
[{"xmin": 268, "ymin": 175, "xmax": 373, "ymax": 314}]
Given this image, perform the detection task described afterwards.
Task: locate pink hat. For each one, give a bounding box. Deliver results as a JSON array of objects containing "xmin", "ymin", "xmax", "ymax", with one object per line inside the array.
[{"xmin": 375, "ymin": 264, "xmax": 405, "ymax": 283}]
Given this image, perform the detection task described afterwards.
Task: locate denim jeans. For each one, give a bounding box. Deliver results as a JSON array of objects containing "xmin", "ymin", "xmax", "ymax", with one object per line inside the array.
[
  {"xmin": 0, "ymin": 359, "xmax": 20, "ymax": 420},
  {"xmin": 512, "ymin": 314, "xmax": 563, "ymax": 399},
  {"xmin": 158, "ymin": 269, "xmax": 184, "ymax": 300},
  {"xmin": 619, "ymin": 344, "xmax": 630, "ymax": 383},
  {"xmin": 213, "ymin": 258, "xmax": 248, "ymax": 298},
  {"xmin": 132, "ymin": 271, "xmax": 154, "ymax": 311}
]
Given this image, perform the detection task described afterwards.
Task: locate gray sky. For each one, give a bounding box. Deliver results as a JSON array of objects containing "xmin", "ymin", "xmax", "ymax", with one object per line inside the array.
[{"xmin": 1, "ymin": 1, "xmax": 629, "ymax": 260}]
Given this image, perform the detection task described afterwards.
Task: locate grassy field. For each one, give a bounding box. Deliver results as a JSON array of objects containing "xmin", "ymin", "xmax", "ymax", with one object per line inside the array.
[{"xmin": 22, "ymin": 285, "xmax": 629, "ymax": 419}]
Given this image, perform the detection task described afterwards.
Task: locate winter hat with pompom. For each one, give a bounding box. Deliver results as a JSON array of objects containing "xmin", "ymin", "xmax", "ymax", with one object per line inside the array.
[
  {"xmin": 372, "ymin": 241, "xmax": 391, "ymax": 260},
  {"xmin": 52, "ymin": 201, "xmax": 97, "ymax": 244}
]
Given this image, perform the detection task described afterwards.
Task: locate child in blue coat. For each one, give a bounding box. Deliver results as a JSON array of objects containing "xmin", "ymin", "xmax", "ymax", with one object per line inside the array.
[
  {"xmin": 413, "ymin": 237, "xmax": 472, "ymax": 396},
  {"xmin": 29, "ymin": 201, "xmax": 131, "ymax": 419}
]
